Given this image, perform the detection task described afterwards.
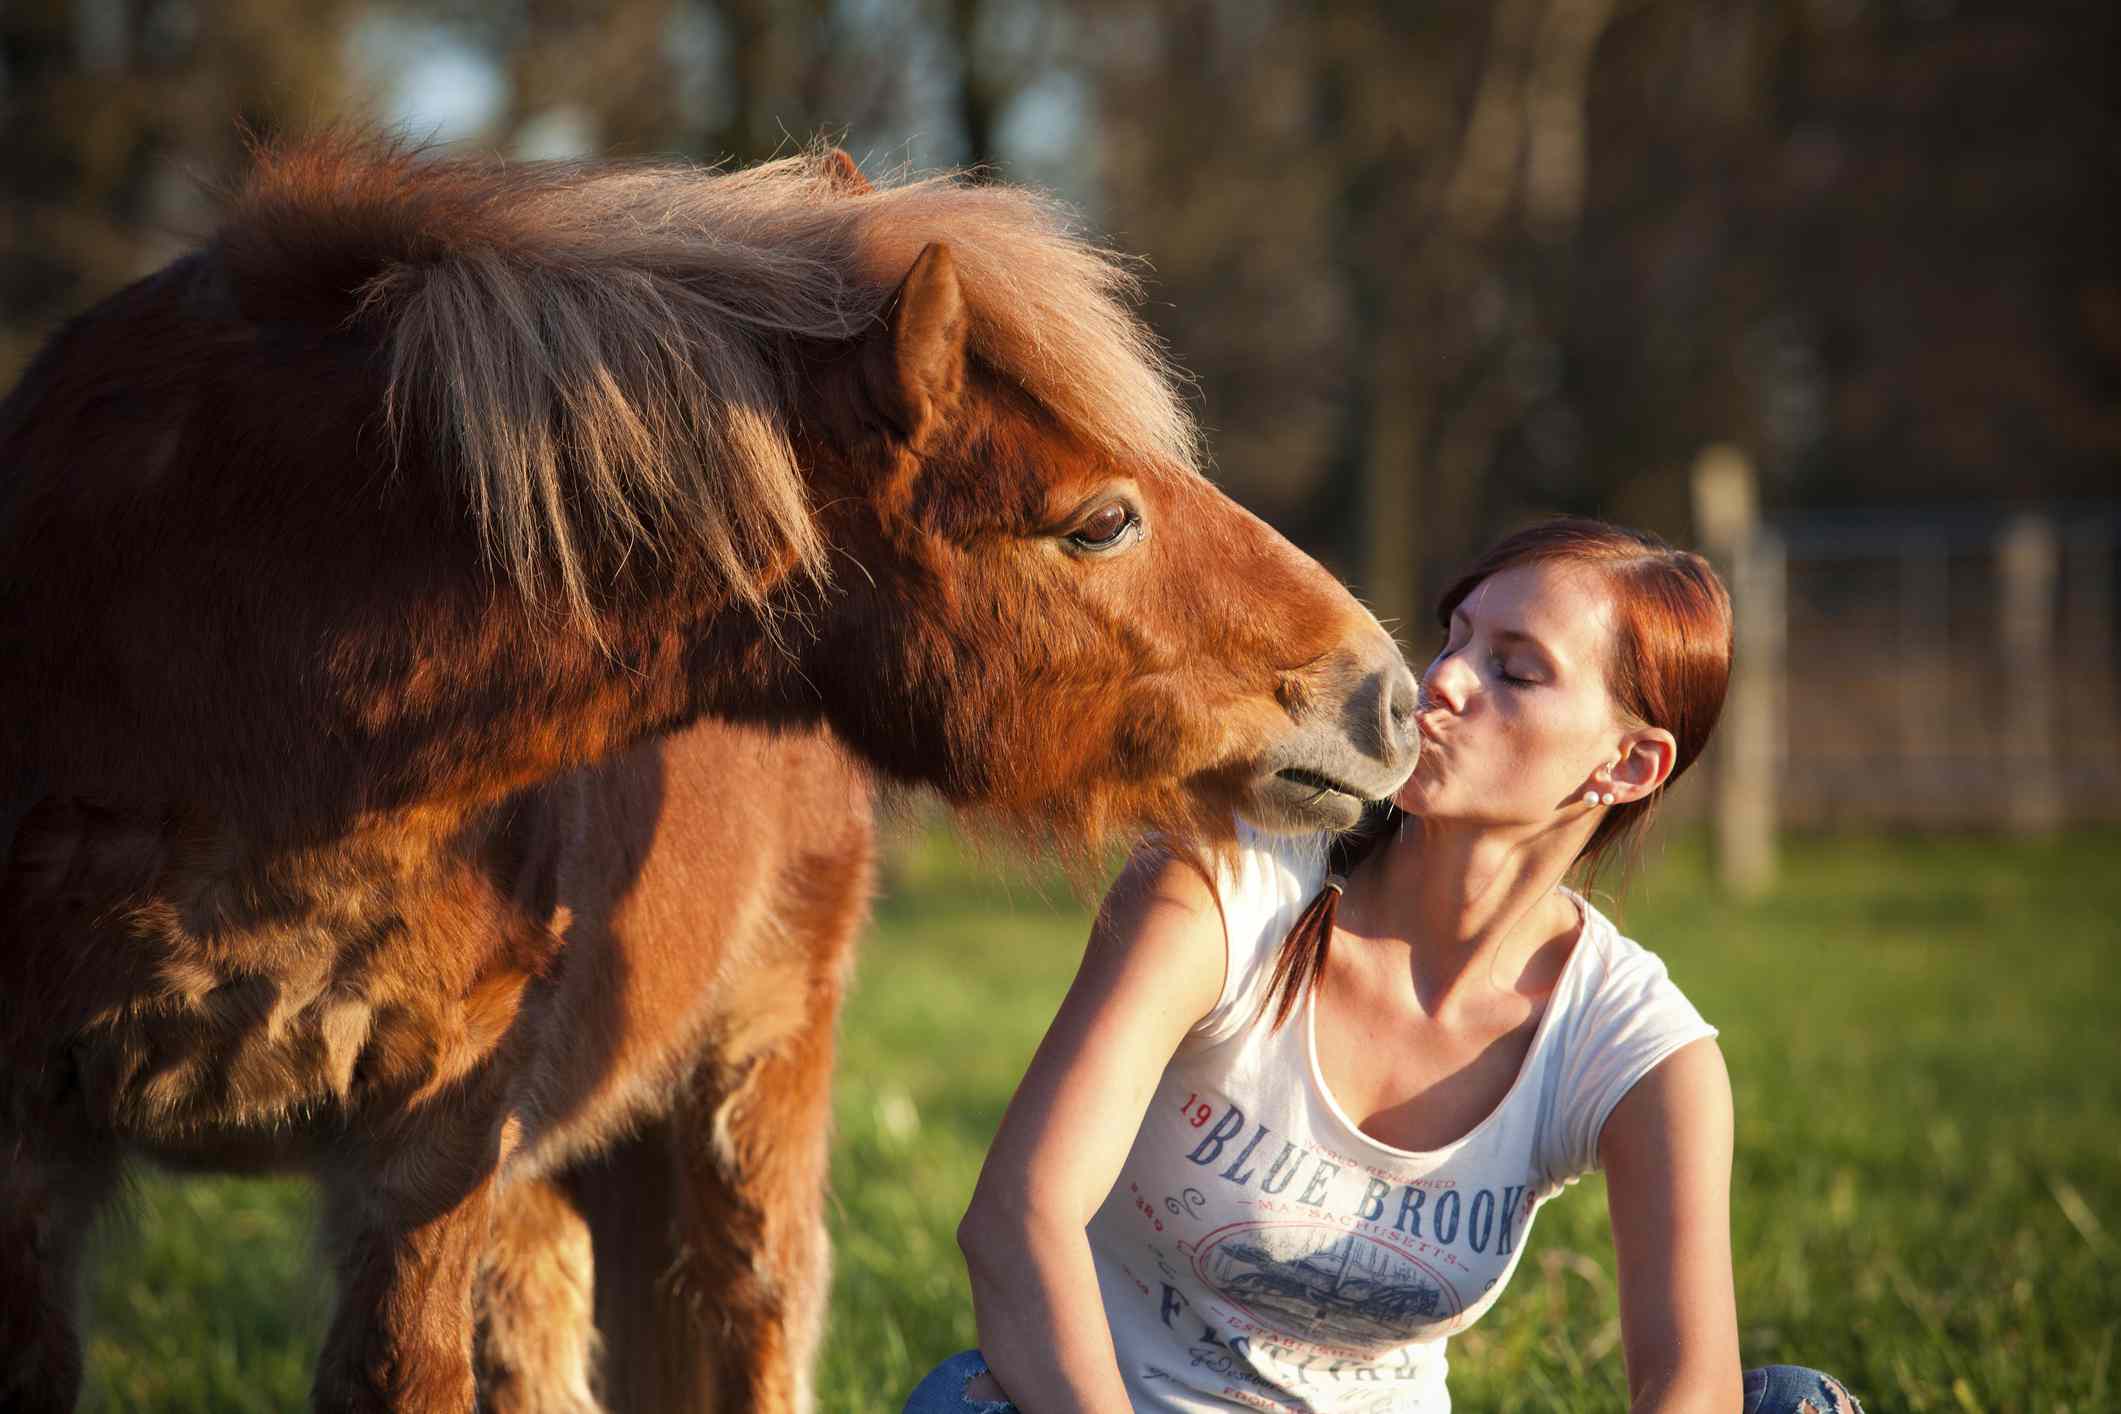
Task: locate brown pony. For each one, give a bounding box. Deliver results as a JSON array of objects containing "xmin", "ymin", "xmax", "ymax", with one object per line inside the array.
[{"xmin": 0, "ymin": 136, "xmax": 1418, "ymax": 1413}]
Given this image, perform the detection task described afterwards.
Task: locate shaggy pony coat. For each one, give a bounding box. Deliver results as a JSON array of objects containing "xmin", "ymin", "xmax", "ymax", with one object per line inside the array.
[{"xmin": 0, "ymin": 137, "xmax": 1417, "ymax": 1412}]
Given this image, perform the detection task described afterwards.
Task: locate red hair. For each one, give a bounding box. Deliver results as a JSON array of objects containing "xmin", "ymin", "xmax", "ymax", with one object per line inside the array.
[
  {"xmin": 1436, "ymin": 517, "xmax": 1733, "ymax": 880},
  {"xmin": 1255, "ymin": 518, "xmax": 1733, "ymax": 1032}
]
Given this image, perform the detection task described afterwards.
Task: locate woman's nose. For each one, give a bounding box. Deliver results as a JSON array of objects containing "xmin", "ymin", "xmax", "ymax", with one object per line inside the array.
[{"xmin": 1423, "ymin": 650, "xmax": 1474, "ymax": 712}]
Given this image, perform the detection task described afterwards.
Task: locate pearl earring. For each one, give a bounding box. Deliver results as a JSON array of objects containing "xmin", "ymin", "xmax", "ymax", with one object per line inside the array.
[
  {"xmin": 1600, "ymin": 791, "xmax": 1616, "ymax": 806},
  {"xmin": 1581, "ymin": 790, "xmax": 1600, "ymax": 806}
]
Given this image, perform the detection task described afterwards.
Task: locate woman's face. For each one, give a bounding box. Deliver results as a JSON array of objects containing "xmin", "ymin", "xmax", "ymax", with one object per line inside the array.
[{"xmin": 1396, "ymin": 559, "xmax": 1648, "ymax": 827}]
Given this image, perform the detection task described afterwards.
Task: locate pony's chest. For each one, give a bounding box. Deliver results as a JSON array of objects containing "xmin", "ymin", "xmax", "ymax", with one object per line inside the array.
[
  {"xmin": 4, "ymin": 803, "xmax": 554, "ymax": 1147},
  {"xmin": 68, "ymin": 935, "xmax": 481, "ymax": 1145}
]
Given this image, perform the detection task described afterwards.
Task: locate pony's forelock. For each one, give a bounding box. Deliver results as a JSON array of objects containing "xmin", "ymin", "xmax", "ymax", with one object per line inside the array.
[{"xmin": 226, "ymin": 135, "xmax": 1202, "ymax": 628}]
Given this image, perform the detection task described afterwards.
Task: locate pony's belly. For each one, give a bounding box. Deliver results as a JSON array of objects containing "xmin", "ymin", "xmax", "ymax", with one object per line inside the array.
[{"xmin": 134, "ymin": 1125, "xmax": 313, "ymax": 1174}]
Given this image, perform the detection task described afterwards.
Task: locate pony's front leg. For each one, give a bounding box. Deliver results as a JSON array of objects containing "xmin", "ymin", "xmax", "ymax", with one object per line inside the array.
[
  {"xmin": 0, "ymin": 1120, "xmax": 121, "ymax": 1414},
  {"xmin": 474, "ymin": 1175, "xmax": 603, "ymax": 1414},
  {"xmin": 569, "ymin": 1010, "xmax": 841, "ymax": 1414},
  {"xmin": 315, "ymin": 1155, "xmax": 500, "ymax": 1414},
  {"xmin": 671, "ymin": 1022, "xmax": 840, "ymax": 1414}
]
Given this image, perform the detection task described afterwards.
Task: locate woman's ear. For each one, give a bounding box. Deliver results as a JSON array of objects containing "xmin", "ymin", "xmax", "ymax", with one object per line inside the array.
[{"xmin": 1609, "ymin": 727, "xmax": 1678, "ymax": 802}]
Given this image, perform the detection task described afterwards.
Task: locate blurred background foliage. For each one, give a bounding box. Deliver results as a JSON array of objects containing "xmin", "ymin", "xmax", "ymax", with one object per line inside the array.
[{"xmin": 4, "ymin": 0, "xmax": 2114, "ymax": 637}]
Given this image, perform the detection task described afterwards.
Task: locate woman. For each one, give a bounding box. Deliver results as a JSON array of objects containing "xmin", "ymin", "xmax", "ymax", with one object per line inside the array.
[{"xmin": 906, "ymin": 520, "xmax": 1859, "ymax": 1413}]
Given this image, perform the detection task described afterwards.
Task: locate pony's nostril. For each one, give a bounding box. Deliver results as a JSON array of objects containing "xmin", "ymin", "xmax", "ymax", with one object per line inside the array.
[{"xmin": 1385, "ymin": 665, "xmax": 1420, "ymax": 740}]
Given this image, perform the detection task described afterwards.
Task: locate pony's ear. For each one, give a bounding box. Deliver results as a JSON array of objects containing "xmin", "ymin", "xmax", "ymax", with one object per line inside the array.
[
  {"xmin": 860, "ymin": 242, "xmax": 968, "ymax": 452},
  {"xmin": 820, "ymin": 148, "xmax": 870, "ymax": 194}
]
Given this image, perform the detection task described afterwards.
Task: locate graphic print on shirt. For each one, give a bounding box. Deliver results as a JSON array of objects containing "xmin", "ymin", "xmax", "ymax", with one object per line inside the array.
[
  {"xmin": 1157, "ymin": 1082, "xmax": 1539, "ymax": 1360},
  {"xmin": 1192, "ymin": 1221, "xmax": 1461, "ymax": 1348}
]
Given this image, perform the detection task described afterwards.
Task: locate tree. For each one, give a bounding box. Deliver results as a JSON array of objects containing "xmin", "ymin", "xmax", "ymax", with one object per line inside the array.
[
  {"xmin": 1093, "ymin": 0, "xmax": 1618, "ymax": 644},
  {"xmin": 0, "ymin": 0, "xmax": 361, "ymax": 379}
]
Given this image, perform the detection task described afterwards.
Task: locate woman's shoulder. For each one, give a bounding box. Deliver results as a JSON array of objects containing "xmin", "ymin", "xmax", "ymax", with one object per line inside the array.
[
  {"xmin": 1561, "ymin": 892, "xmax": 1669, "ymax": 975},
  {"xmin": 1230, "ymin": 817, "xmax": 1333, "ymax": 894},
  {"xmin": 1101, "ymin": 822, "xmax": 1324, "ymax": 962},
  {"xmin": 1535, "ymin": 892, "xmax": 1721, "ymax": 1184},
  {"xmin": 1161, "ymin": 819, "xmax": 1331, "ymax": 1045},
  {"xmin": 1551, "ymin": 892, "xmax": 1712, "ymax": 1032},
  {"xmin": 1144, "ymin": 819, "xmax": 1329, "ymax": 918}
]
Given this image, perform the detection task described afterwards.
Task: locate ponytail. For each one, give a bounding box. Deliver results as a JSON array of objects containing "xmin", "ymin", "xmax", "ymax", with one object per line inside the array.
[{"xmin": 1253, "ymin": 806, "xmax": 1400, "ymax": 1032}]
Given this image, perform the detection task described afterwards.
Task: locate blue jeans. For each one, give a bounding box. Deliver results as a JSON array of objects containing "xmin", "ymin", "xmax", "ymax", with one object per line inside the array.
[{"xmin": 902, "ymin": 1349, "xmax": 1864, "ymax": 1412}]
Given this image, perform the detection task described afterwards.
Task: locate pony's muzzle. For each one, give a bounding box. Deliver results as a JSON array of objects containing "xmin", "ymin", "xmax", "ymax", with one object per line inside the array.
[
  {"xmin": 1377, "ymin": 658, "xmax": 1421, "ymax": 763},
  {"xmin": 1247, "ymin": 649, "xmax": 1420, "ymax": 833}
]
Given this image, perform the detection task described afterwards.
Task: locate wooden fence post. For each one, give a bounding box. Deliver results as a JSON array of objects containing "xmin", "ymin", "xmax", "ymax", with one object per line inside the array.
[
  {"xmin": 1997, "ymin": 514, "xmax": 2061, "ymax": 832},
  {"xmin": 1899, "ymin": 531, "xmax": 1949, "ymax": 810},
  {"xmin": 2069, "ymin": 525, "xmax": 2117, "ymax": 786},
  {"xmin": 1692, "ymin": 446, "xmax": 1780, "ymax": 895}
]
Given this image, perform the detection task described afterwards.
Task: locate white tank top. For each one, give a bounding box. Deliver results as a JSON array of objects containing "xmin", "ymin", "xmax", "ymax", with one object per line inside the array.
[{"xmin": 1084, "ymin": 825, "xmax": 1717, "ymax": 1412}]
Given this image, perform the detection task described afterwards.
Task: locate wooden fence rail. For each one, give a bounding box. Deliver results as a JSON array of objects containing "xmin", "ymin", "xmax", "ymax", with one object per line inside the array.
[{"xmin": 1689, "ymin": 447, "xmax": 2120, "ymax": 893}]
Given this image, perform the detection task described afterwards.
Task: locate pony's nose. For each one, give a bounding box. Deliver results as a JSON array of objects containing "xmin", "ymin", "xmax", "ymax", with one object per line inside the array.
[{"xmin": 1381, "ymin": 658, "xmax": 1421, "ymax": 765}]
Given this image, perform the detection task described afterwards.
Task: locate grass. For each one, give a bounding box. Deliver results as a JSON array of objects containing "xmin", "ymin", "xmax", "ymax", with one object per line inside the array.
[{"xmin": 79, "ymin": 829, "xmax": 2121, "ymax": 1411}]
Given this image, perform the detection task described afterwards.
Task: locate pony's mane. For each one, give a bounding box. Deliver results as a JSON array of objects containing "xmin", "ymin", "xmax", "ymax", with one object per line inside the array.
[{"xmin": 220, "ymin": 134, "xmax": 1201, "ymax": 624}]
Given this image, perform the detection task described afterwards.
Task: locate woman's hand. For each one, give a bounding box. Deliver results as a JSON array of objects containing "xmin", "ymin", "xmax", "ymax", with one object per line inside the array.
[
  {"xmin": 954, "ymin": 843, "xmax": 1231, "ymax": 1414},
  {"xmin": 1601, "ymin": 1037, "xmax": 1744, "ymax": 1414}
]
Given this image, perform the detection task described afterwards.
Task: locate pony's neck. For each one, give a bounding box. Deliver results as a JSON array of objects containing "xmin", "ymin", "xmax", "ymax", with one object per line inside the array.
[{"xmin": 353, "ymin": 581, "xmax": 825, "ymax": 824}]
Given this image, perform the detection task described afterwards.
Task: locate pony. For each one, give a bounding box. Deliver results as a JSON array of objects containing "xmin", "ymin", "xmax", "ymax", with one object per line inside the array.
[{"xmin": 0, "ymin": 135, "xmax": 1419, "ymax": 1412}]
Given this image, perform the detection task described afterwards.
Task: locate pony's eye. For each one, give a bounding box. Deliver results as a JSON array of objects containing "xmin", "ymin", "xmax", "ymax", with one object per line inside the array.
[{"xmin": 1066, "ymin": 501, "xmax": 1138, "ymax": 552}]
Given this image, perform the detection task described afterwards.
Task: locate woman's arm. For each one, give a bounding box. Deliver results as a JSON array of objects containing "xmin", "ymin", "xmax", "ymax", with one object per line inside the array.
[
  {"xmin": 955, "ymin": 845, "xmax": 1230, "ymax": 1414},
  {"xmin": 1600, "ymin": 1036, "xmax": 1743, "ymax": 1414}
]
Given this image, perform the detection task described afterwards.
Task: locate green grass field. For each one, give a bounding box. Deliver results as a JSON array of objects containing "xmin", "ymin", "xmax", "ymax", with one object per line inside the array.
[{"xmin": 80, "ymin": 830, "xmax": 2120, "ymax": 1411}]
